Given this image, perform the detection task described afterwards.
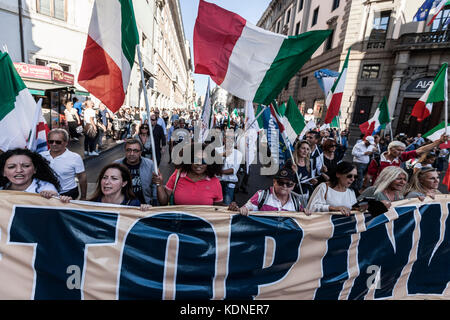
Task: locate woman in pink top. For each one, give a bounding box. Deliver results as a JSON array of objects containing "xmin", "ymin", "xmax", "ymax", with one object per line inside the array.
[{"xmin": 154, "ymin": 142, "xmax": 223, "ymax": 206}]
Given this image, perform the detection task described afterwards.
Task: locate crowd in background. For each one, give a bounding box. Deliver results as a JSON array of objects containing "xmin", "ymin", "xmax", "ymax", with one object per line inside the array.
[{"xmin": 0, "ymin": 97, "xmax": 448, "ymax": 218}]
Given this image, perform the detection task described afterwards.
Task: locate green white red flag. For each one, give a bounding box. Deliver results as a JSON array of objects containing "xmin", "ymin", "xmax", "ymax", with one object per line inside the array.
[
  {"xmin": 0, "ymin": 52, "xmax": 38, "ymax": 152},
  {"xmin": 324, "ymin": 48, "xmax": 351, "ymax": 124},
  {"xmin": 411, "ymin": 63, "xmax": 448, "ymax": 122},
  {"xmin": 78, "ymin": 0, "xmax": 139, "ymax": 113},
  {"xmin": 194, "ymin": 0, "xmax": 331, "ymax": 105},
  {"xmin": 359, "ymin": 97, "xmax": 391, "ymax": 138},
  {"xmin": 427, "ymin": 0, "xmax": 450, "ymax": 25}
]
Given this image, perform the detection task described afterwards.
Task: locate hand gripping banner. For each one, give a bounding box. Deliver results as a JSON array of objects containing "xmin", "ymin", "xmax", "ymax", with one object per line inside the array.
[{"xmin": 0, "ymin": 191, "xmax": 448, "ymax": 300}]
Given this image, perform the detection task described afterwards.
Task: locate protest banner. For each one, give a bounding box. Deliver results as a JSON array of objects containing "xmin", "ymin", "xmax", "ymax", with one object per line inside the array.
[{"xmin": 0, "ymin": 191, "xmax": 448, "ymax": 300}]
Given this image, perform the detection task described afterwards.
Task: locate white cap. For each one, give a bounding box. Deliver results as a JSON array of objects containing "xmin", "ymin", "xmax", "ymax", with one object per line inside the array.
[{"xmin": 365, "ymin": 136, "xmax": 375, "ymax": 145}]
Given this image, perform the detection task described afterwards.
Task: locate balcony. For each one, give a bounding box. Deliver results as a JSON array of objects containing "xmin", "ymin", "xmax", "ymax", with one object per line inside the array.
[{"xmin": 396, "ymin": 31, "xmax": 450, "ymax": 51}]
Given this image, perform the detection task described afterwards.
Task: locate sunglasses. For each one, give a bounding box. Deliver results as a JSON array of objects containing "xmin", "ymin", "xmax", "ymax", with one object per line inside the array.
[
  {"xmin": 150, "ymin": 119, "xmax": 157, "ymax": 121},
  {"xmin": 277, "ymin": 180, "xmax": 295, "ymax": 188},
  {"xmin": 48, "ymin": 140, "xmax": 63, "ymax": 145},
  {"xmin": 141, "ymin": 126, "xmax": 149, "ymax": 129},
  {"xmin": 346, "ymin": 174, "xmax": 358, "ymax": 179}
]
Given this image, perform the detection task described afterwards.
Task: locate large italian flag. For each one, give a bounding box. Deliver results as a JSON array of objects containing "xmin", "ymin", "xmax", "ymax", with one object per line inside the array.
[
  {"xmin": 411, "ymin": 63, "xmax": 448, "ymax": 122},
  {"xmin": 324, "ymin": 48, "xmax": 350, "ymax": 124},
  {"xmin": 0, "ymin": 52, "xmax": 37, "ymax": 152},
  {"xmin": 194, "ymin": 0, "xmax": 332, "ymax": 106},
  {"xmin": 78, "ymin": 0, "xmax": 139, "ymax": 113}
]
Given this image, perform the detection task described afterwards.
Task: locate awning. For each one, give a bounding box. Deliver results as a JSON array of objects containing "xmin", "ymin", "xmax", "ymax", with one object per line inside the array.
[{"xmin": 23, "ymin": 80, "xmax": 76, "ymax": 93}]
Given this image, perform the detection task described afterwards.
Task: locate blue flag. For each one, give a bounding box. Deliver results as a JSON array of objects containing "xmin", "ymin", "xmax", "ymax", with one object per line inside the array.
[
  {"xmin": 261, "ymin": 106, "xmax": 291, "ymax": 167},
  {"xmin": 413, "ymin": 0, "xmax": 436, "ymax": 21}
]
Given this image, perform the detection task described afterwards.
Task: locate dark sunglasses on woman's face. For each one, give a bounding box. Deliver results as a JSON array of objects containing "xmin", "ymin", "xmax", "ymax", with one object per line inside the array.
[
  {"xmin": 346, "ymin": 174, "xmax": 358, "ymax": 179},
  {"xmin": 141, "ymin": 126, "xmax": 149, "ymax": 129},
  {"xmin": 48, "ymin": 140, "xmax": 63, "ymax": 145}
]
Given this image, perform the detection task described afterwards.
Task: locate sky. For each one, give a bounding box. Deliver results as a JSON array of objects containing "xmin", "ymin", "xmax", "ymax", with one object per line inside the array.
[{"xmin": 179, "ymin": 0, "xmax": 272, "ymax": 100}]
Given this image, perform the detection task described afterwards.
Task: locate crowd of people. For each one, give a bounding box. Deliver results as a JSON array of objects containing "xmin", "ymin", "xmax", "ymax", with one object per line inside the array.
[{"xmin": 0, "ymin": 99, "xmax": 448, "ymax": 218}]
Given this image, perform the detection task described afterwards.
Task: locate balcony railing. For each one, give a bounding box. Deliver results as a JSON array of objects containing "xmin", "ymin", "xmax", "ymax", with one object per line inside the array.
[{"xmin": 398, "ymin": 31, "xmax": 450, "ymax": 48}]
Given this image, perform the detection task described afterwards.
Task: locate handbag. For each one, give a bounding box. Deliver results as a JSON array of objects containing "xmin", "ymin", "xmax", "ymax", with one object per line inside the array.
[
  {"xmin": 84, "ymin": 123, "xmax": 97, "ymax": 139},
  {"xmin": 76, "ymin": 125, "xmax": 83, "ymax": 134},
  {"xmin": 169, "ymin": 170, "xmax": 181, "ymax": 206}
]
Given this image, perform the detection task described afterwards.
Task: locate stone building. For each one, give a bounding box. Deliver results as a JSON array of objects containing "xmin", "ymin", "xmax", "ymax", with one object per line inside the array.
[
  {"xmin": 0, "ymin": 0, "xmax": 195, "ymax": 129},
  {"xmin": 256, "ymin": 0, "xmax": 450, "ymax": 140},
  {"xmin": 150, "ymin": 0, "xmax": 194, "ymax": 111}
]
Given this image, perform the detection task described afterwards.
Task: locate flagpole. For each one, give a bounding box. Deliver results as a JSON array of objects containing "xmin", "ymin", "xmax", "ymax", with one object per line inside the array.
[
  {"xmin": 445, "ymin": 63, "xmax": 448, "ymax": 135},
  {"xmin": 281, "ymin": 133, "xmax": 307, "ymax": 209},
  {"xmin": 136, "ymin": 44, "xmax": 158, "ymax": 175}
]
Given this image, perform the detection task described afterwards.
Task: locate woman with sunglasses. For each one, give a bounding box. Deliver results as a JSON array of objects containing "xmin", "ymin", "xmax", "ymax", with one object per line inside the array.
[
  {"xmin": 228, "ymin": 167, "xmax": 311, "ymax": 216},
  {"xmin": 405, "ymin": 167, "xmax": 440, "ymax": 200},
  {"xmin": 134, "ymin": 123, "xmax": 152, "ymax": 159},
  {"xmin": 307, "ymin": 162, "xmax": 358, "ymax": 216},
  {"xmin": 153, "ymin": 142, "xmax": 223, "ymax": 206},
  {"xmin": 0, "ymin": 148, "xmax": 60, "ymax": 196},
  {"xmin": 319, "ymin": 138, "xmax": 341, "ymax": 183}
]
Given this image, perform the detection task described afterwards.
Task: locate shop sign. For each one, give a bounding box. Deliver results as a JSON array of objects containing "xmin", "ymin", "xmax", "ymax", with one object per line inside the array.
[
  {"xmin": 52, "ymin": 69, "xmax": 74, "ymax": 85},
  {"xmin": 13, "ymin": 63, "xmax": 52, "ymax": 81},
  {"xmin": 406, "ymin": 77, "xmax": 434, "ymax": 92}
]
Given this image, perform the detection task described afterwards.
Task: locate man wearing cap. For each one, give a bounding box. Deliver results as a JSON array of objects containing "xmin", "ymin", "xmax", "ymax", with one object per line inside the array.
[
  {"xmin": 352, "ymin": 136, "xmax": 376, "ymax": 191},
  {"xmin": 228, "ymin": 167, "xmax": 311, "ymax": 215}
]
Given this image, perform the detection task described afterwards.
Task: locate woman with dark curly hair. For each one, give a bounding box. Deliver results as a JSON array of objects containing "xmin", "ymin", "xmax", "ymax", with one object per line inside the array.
[
  {"xmin": 154, "ymin": 142, "xmax": 223, "ymax": 205},
  {"xmin": 0, "ymin": 148, "xmax": 60, "ymax": 195}
]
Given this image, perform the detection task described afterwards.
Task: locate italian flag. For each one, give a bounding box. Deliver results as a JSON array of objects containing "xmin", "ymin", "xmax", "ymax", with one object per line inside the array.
[
  {"xmin": 324, "ymin": 48, "xmax": 351, "ymax": 124},
  {"xmin": 282, "ymin": 97, "xmax": 306, "ymax": 144},
  {"xmin": 423, "ymin": 121, "xmax": 450, "ymax": 141},
  {"xmin": 427, "ymin": 0, "xmax": 450, "ymax": 26},
  {"xmin": 0, "ymin": 52, "xmax": 37, "ymax": 152},
  {"xmin": 411, "ymin": 63, "xmax": 448, "ymax": 122},
  {"xmin": 359, "ymin": 96, "xmax": 391, "ymax": 137},
  {"xmin": 78, "ymin": 0, "xmax": 139, "ymax": 113},
  {"xmin": 194, "ymin": 0, "xmax": 332, "ymax": 106}
]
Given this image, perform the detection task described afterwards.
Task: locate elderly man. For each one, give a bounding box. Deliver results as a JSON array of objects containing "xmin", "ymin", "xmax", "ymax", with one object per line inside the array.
[
  {"xmin": 114, "ymin": 138, "xmax": 157, "ymax": 205},
  {"xmin": 366, "ymin": 133, "xmax": 448, "ymax": 185},
  {"xmin": 40, "ymin": 129, "xmax": 87, "ymax": 200}
]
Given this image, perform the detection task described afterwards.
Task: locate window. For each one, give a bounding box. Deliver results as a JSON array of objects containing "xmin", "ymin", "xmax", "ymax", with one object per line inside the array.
[
  {"xmin": 301, "ymin": 77, "xmax": 308, "ymax": 87},
  {"xmin": 361, "ymin": 64, "xmax": 381, "ymax": 79},
  {"xmin": 277, "ymin": 20, "xmax": 281, "ymax": 33},
  {"xmin": 312, "ymin": 7, "xmax": 319, "ymax": 26},
  {"xmin": 332, "ymin": 0, "xmax": 340, "ymax": 11},
  {"xmin": 325, "ymin": 29, "xmax": 334, "ymax": 50},
  {"xmin": 372, "ymin": 11, "xmax": 391, "ymax": 37},
  {"xmin": 286, "ymin": 9, "xmax": 291, "ymax": 24},
  {"xmin": 36, "ymin": 58, "xmax": 47, "ymax": 66},
  {"xmin": 431, "ymin": 5, "xmax": 450, "ymax": 31},
  {"xmin": 295, "ymin": 22, "xmax": 301, "ymax": 35},
  {"xmin": 298, "ymin": 0, "xmax": 304, "ymax": 12},
  {"xmin": 37, "ymin": 0, "xmax": 66, "ymax": 20}
]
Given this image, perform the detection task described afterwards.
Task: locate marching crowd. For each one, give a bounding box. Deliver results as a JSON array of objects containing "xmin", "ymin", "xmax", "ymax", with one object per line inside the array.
[{"xmin": 0, "ymin": 98, "xmax": 448, "ymax": 217}]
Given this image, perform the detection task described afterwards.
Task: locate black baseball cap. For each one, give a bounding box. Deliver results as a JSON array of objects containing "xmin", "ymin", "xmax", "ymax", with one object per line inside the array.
[{"xmin": 274, "ymin": 167, "xmax": 297, "ymax": 183}]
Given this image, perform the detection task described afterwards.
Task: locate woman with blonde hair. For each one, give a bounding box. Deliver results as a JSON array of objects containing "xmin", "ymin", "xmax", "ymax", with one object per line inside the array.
[
  {"xmin": 405, "ymin": 167, "xmax": 441, "ymax": 200},
  {"xmin": 286, "ymin": 140, "xmax": 314, "ymax": 203},
  {"xmin": 359, "ymin": 166, "xmax": 408, "ymax": 208}
]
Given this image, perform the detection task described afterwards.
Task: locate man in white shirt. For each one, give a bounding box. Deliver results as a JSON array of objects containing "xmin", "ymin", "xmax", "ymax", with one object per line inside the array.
[
  {"xmin": 352, "ymin": 135, "xmax": 375, "ymax": 190},
  {"xmin": 40, "ymin": 129, "xmax": 87, "ymax": 200},
  {"xmin": 217, "ymin": 134, "xmax": 243, "ymax": 205}
]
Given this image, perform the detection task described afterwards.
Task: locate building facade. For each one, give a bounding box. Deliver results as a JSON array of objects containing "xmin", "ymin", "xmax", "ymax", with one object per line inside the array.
[
  {"xmin": 256, "ymin": 0, "xmax": 450, "ymax": 140},
  {"xmin": 0, "ymin": 0, "xmax": 195, "ymax": 128}
]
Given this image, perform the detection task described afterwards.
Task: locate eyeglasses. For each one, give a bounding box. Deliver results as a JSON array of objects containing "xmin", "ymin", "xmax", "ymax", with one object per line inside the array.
[
  {"xmin": 141, "ymin": 126, "xmax": 149, "ymax": 129},
  {"xmin": 126, "ymin": 148, "xmax": 142, "ymax": 153},
  {"xmin": 150, "ymin": 119, "xmax": 157, "ymax": 121},
  {"xmin": 48, "ymin": 140, "xmax": 63, "ymax": 145},
  {"xmin": 346, "ymin": 174, "xmax": 358, "ymax": 179},
  {"xmin": 276, "ymin": 180, "xmax": 295, "ymax": 188}
]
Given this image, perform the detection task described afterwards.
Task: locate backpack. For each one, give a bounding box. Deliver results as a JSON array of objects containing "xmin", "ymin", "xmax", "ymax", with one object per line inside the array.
[{"xmin": 257, "ymin": 188, "xmax": 302, "ymax": 212}]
